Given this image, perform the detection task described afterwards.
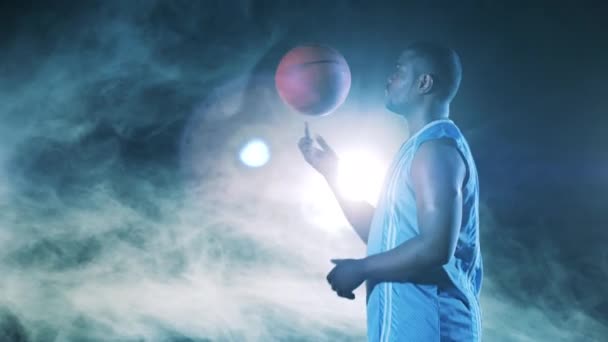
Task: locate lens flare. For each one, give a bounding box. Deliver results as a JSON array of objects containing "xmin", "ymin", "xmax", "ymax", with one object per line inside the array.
[{"xmin": 239, "ymin": 139, "xmax": 270, "ymax": 168}]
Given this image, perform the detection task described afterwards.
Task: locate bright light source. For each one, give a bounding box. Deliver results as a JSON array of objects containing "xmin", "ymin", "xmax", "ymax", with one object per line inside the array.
[
  {"xmin": 239, "ymin": 139, "xmax": 270, "ymax": 168},
  {"xmin": 299, "ymin": 148, "xmax": 387, "ymax": 232},
  {"xmin": 337, "ymin": 151, "xmax": 385, "ymax": 206},
  {"xmin": 299, "ymin": 175, "xmax": 348, "ymax": 233}
]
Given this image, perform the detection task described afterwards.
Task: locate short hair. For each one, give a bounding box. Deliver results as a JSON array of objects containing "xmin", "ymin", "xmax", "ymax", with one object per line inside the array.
[{"xmin": 403, "ymin": 42, "xmax": 463, "ymax": 101}]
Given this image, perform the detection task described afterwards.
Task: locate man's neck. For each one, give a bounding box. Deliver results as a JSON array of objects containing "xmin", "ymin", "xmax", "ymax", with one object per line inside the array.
[{"xmin": 405, "ymin": 101, "xmax": 450, "ymax": 138}]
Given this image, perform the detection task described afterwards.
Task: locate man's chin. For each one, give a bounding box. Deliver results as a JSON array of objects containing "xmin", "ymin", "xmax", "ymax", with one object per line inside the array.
[{"xmin": 384, "ymin": 100, "xmax": 398, "ymax": 114}]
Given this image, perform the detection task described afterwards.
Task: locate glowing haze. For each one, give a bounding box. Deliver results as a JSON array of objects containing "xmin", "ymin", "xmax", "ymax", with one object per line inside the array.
[{"xmin": 0, "ymin": 2, "xmax": 606, "ymax": 341}]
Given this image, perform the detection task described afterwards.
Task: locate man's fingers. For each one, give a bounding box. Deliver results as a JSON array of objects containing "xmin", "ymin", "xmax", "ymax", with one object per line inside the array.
[
  {"xmin": 298, "ymin": 137, "xmax": 313, "ymax": 152},
  {"xmin": 326, "ymin": 269, "xmax": 334, "ymax": 284},
  {"xmin": 316, "ymin": 135, "xmax": 335, "ymax": 154},
  {"xmin": 298, "ymin": 135, "xmax": 312, "ymax": 145},
  {"xmin": 337, "ymin": 291, "xmax": 356, "ymax": 300},
  {"xmin": 305, "ymin": 121, "xmax": 310, "ymax": 139},
  {"xmin": 326, "ymin": 264, "xmax": 339, "ymax": 285}
]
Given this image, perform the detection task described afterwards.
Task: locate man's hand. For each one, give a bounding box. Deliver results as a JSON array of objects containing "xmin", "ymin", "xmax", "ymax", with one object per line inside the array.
[
  {"xmin": 297, "ymin": 122, "xmax": 339, "ymax": 179},
  {"xmin": 297, "ymin": 122, "xmax": 375, "ymax": 244},
  {"xmin": 326, "ymin": 258, "xmax": 366, "ymax": 300}
]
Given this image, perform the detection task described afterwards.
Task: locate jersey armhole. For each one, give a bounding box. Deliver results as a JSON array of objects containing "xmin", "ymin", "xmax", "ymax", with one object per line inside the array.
[{"xmin": 406, "ymin": 137, "xmax": 470, "ymax": 193}]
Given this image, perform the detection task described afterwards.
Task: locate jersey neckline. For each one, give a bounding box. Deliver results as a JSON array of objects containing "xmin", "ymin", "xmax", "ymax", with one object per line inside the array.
[{"xmin": 407, "ymin": 118, "xmax": 453, "ymax": 142}]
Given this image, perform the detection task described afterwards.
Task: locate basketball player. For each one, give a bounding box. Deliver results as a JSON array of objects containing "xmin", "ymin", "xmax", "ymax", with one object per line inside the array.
[{"xmin": 298, "ymin": 42, "xmax": 483, "ymax": 341}]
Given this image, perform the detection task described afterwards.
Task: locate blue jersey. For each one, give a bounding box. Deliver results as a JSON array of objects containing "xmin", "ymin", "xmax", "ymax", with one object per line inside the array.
[{"xmin": 366, "ymin": 119, "xmax": 483, "ymax": 341}]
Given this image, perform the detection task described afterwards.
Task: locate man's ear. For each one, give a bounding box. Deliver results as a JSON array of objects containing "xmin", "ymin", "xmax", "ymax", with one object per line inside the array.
[{"xmin": 418, "ymin": 74, "xmax": 434, "ymax": 94}]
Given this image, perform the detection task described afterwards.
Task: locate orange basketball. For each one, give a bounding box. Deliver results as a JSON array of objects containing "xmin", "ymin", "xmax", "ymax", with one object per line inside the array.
[{"xmin": 275, "ymin": 45, "xmax": 351, "ymax": 116}]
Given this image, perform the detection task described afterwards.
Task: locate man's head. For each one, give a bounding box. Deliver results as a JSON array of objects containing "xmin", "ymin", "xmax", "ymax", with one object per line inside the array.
[{"xmin": 385, "ymin": 42, "xmax": 462, "ymax": 116}]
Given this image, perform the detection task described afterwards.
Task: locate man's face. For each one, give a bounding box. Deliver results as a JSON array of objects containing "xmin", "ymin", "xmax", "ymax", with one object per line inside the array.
[{"xmin": 385, "ymin": 52, "xmax": 418, "ymax": 115}]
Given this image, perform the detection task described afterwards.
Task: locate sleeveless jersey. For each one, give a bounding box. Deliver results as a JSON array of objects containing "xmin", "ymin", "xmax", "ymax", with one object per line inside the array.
[{"xmin": 366, "ymin": 118, "xmax": 483, "ymax": 341}]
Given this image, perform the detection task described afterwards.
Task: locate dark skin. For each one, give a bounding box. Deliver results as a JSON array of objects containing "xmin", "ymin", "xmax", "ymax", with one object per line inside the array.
[
  {"xmin": 326, "ymin": 139, "xmax": 465, "ymax": 299},
  {"xmin": 298, "ymin": 50, "xmax": 464, "ymax": 300}
]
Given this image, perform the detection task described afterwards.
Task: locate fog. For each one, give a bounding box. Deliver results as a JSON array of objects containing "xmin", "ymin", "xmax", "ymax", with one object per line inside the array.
[{"xmin": 0, "ymin": 1, "xmax": 606, "ymax": 341}]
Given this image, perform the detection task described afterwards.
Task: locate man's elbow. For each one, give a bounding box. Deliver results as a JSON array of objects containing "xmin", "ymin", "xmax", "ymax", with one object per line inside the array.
[
  {"xmin": 425, "ymin": 244, "xmax": 452, "ymax": 267},
  {"xmin": 436, "ymin": 252, "xmax": 452, "ymax": 266}
]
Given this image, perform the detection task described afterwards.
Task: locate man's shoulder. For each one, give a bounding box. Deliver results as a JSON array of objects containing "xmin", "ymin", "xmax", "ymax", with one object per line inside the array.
[
  {"xmin": 415, "ymin": 138, "xmax": 462, "ymax": 163},
  {"xmin": 411, "ymin": 139, "xmax": 467, "ymax": 181}
]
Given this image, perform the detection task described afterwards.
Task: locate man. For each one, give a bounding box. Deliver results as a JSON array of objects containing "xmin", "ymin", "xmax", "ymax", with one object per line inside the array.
[{"xmin": 298, "ymin": 42, "xmax": 483, "ymax": 341}]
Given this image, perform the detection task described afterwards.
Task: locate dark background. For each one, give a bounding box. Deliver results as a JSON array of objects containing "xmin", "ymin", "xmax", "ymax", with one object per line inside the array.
[{"xmin": 0, "ymin": 1, "xmax": 606, "ymax": 341}]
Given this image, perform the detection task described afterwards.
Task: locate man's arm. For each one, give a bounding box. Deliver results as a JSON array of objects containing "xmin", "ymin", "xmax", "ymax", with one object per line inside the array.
[
  {"xmin": 324, "ymin": 170, "xmax": 375, "ymax": 244},
  {"xmin": 361, "ymin": 138, "xmax": 465, "ymax": 283}
]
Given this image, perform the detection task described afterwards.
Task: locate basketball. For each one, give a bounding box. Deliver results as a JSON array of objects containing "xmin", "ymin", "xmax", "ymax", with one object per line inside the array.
[{"xmin": 275, "ymin": 45, "xmax": 351, "ymax": 116}]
